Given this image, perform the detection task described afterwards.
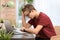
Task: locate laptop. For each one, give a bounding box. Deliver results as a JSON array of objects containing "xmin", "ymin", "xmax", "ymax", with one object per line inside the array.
[
  {"xmin": 4, "ymin": 20, "xmax": 14, "ymax": 33},
  {"xmin": 4, "ymin": 20, "xmax": 26, "ymax": 34}
]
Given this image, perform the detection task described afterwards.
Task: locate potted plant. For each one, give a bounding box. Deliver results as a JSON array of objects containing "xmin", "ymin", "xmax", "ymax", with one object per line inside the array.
[
  {"xmin": 0, "ymin": 18, "xmax": 6, "ymax": 30},
  {"xmin": 18, "ymin": 6, "xmax": 23, "ymax": 16},
  {"xmin": 0, "ymin": 30, "xmax": 13, "ymax": 40},
  {"xmin": 26, "ymin": 0, "xmax": 33, "ymax": 4},
  {"xmin": 0, "ymin": 18, "xmax": 4, "ymax": 23},
  {"xmin": 6, "ymin": 1, "xmax": 14, "ymax": 8},
  {"xmin": 0, "ymin": 18, "xmax": 4, "ymax": 30},
  {"xmin": 0, "ymin": 18, "xmax": 13, "ymax": 40}
]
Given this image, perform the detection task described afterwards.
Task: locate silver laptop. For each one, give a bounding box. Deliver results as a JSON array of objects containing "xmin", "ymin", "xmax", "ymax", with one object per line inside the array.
[
  {"xmin": 4, "ymin": 20, "xmax": 14, "ymax": 33},
  {"xmin": 4, "ymin": 20, "xmax": 26, "ymax": 35}
]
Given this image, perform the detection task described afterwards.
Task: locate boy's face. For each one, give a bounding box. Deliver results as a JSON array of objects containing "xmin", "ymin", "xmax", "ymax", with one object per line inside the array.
[{"xmin": 24, "ymin": 10, "xmax": 35, "ymax": 19}]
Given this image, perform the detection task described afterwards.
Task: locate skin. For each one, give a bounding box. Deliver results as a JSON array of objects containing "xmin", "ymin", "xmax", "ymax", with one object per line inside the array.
[{"xmin": 21, "ymin": 10, "xmax": 43, "ymax": 34}]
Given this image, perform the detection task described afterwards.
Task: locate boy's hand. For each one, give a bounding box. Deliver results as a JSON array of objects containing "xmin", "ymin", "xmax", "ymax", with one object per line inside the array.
[
  {"xmin": 20, "ymin": 27, "xmax": 29, "ymax": 32},
  {"xmin": 22, "ymin": 12, "xmax": 25, "ymax": 17},
  {"xmin": 20, "ymin": 27, "xmax": 25, "ymax": 32}
]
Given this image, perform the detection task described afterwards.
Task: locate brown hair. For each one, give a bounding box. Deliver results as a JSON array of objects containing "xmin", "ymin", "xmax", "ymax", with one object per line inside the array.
[{"xmin": 22, "ymin": 4, "xmax": 36, "ymax": 13}]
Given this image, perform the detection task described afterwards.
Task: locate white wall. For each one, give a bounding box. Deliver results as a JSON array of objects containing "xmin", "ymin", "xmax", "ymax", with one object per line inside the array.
[{"xmin": 33, "ymin": 0, "xmax": 60, "ymax": 26}]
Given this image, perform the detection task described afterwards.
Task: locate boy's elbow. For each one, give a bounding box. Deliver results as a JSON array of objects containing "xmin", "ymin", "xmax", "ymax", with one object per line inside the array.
[{"xmin": 34, "ymin": 30, "xmax": 39, "ymax": 35}]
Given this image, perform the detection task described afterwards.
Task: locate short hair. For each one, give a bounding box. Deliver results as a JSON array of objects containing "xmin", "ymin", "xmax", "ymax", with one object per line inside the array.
[{"xmin": 22, "ymin": 4, "xmax": 36, "ymax": 13}]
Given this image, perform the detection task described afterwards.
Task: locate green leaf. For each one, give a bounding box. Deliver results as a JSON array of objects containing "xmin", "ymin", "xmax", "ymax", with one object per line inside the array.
[
  {"xmin": 19, "ymin": 7, "xmax": 22, "ymax": 16},
  {"xmin": 0, "ymin": 18, "xmax": 4, "ymax": 23},
  {"xmin": 7, "ymin": 1, "xmax": 14, "ymax": 8},
  {"xmin": 26, "ymin": 0, "xmax": 33, "ymax": 4},
  {"xmin": 0, "ymin": 29, "xmax": 13, "ymax": 40}
]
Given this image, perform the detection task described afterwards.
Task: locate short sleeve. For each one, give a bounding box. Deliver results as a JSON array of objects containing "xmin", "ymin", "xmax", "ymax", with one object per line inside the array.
[
  {"xmin": 38, "ymin": 17, "xmax": 50, "ymax": 26},
  {"xmin": 28, "ymin": 19, "xmax": 34, "ymax": 25}
]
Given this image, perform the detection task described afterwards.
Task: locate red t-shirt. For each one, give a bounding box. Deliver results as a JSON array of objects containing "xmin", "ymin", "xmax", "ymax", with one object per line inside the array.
[{"xmin": 28, "ymin": 12, "xmax": 56, "ymax": 38}]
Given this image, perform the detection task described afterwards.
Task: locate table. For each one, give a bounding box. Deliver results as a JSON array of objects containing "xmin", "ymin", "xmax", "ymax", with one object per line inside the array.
[{"xmin": 11, "ymin": 31, "xmax": 35, "ymax": 40}]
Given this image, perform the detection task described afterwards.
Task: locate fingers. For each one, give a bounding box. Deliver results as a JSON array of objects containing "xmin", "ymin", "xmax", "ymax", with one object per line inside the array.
[
  {"xmin": 20, "ymin": 27, "xmax": 25, "ymax": 32},
  {"xmin": 22, "ymin": 12, "xmax": 25, "ymax": 17},
  {"xmin": 22, "ymin": 12, "xmax": 24, "ymax": 15}
]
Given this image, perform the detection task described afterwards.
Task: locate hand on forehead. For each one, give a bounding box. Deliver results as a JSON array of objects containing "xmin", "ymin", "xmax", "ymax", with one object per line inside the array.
[{"xmin": 24, "ymin": 10, "xmax": 30, "ymax": 16}]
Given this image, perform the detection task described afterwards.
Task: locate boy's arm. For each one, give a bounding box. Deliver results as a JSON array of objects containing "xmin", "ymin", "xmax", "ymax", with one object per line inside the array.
[
  {"xmin": 24, "ymin": 25, "xmax": 43, "ymax": 34},
  {"xmin": 22, "ymin": 12, "xmax": 31, "ymax": 28}
]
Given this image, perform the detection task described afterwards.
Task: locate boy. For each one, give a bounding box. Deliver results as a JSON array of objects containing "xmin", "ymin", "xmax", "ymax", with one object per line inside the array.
[{"xmin": 21, "ymin": 4, "xmax": 56, "ymax": 40}]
